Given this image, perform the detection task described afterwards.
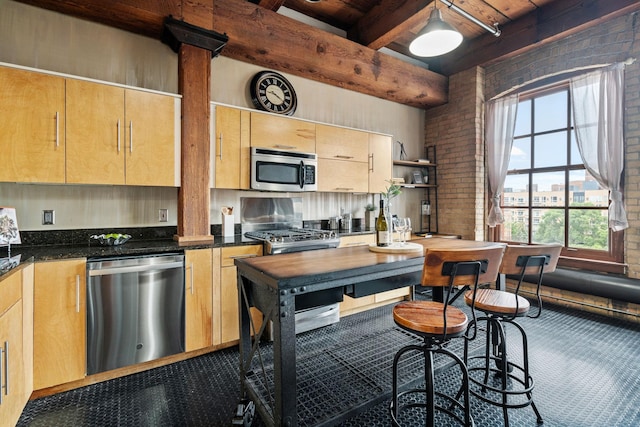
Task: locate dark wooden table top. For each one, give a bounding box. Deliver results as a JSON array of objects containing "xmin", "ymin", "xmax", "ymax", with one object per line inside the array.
[{"xmin": 235, "ymin": 237, "xmax": 504, "ymax": 291}]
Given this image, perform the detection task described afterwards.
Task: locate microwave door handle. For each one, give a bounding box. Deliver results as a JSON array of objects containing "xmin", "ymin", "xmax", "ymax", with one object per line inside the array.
[{"xmin": 299, "ymin": 161, "xmax": 305, "ymax": 189}]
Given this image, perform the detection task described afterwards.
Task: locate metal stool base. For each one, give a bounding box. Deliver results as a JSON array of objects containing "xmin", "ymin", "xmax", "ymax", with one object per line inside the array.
[
  {"xmin": 464, "ymin": 316, "xmax": 543, "ymax": 426},
  {"xmin": 390, "ymin": 339, "xmax": 473, "ymax": 427}
]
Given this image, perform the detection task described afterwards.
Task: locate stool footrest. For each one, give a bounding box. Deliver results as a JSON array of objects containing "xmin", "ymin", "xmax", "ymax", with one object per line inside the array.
[{"xmin": 390, "ymin": 388, "xmax": 471, "ymax": 426}]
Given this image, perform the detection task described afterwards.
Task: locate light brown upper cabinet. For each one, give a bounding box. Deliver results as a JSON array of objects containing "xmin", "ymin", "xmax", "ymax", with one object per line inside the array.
[
  {"xmin": 0, "ymin": 66, "xmax": 66, "ymax": 183},
  {"xmin": 66, "ymin": 79, "xmax": 180, "ymax": 186},
  {"xmin": 250, "ymin": 112, "xmax": 315, "ymax": 153},
  {"xmin": 368, "ymin": 133, "xmax": 393, "ymax": 194},
  {"xmin": 212, "ymin": 105, "xmax": 250, "ymax": 189},
  {"xmin": 316, "ymin": 124, "xmax": 369, "ymax": 193}
]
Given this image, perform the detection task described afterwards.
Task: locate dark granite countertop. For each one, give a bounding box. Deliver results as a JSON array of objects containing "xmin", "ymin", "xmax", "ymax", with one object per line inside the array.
[{"xmin": 0, "ymin": 226, "xmax": 375, "ymax": 279}]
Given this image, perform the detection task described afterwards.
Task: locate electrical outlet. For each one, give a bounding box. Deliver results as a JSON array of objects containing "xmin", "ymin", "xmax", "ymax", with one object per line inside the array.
[
  {"xmin": 43, "ymin": 210, "xmax": 55, "ymax": 225},
  {"xmin": 159, "ymin": 209, "xmax": 168, "ymax": 222}
]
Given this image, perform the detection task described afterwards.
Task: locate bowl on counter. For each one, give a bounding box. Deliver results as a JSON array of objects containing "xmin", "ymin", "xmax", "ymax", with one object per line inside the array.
[{"xmin": 90, "ymin": 233, "xmax": 132, "ymax": 246}]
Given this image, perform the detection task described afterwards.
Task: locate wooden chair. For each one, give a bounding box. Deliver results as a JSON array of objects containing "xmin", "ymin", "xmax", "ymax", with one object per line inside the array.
[
  {"xmin": 390, "ymin": 244, "xmax": 506, "ymax": 427},
  {"xmin": 462, "ymin": 244, "xmax": 562, "ymax": 426}
]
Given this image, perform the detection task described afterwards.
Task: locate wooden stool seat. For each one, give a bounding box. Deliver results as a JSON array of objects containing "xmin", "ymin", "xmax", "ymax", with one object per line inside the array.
[
  {"xmin": 393, "ymin": 301, "xmax": 468, "ymax": 336},
  {"xmin": 464, "ymin": 288, "xmax": 530, "ymax": 316}
]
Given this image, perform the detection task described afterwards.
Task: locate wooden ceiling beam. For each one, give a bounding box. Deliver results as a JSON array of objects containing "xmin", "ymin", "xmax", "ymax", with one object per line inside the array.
[
  {"xmin": 438, "ymin": 0, "xmax": 640, "ymax": 75},
  {"xmin": 213, "ymin": 0, "xmax": 447, "ymax": 108},
  {"xmin": 348, "ymin": 0, "xmax": 433, "ymax": 50},
  {"xmin": 14, "ymin": 0, "xmax": 448, "ymax": 109}
]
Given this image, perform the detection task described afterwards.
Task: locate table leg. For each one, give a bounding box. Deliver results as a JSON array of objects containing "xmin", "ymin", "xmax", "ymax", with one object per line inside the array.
[{"xmin": 273, "ymin": 290, "xmax": 298, "ymax": 426}]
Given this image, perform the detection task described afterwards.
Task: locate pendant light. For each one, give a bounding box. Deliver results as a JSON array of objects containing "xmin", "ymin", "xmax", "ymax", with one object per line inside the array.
[{"xmin": 409, "ymin": 6, "xmax": 463, "ymax": 57}]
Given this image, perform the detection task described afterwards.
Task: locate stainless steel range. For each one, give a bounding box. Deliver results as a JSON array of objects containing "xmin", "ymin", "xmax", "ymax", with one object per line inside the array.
[
  {"xmin": 244, "ymin": 228, "xmax": 339, "ymax": 255},
  {"xmin": 241, "ymin": 197, "xmax": 342, "ymax": 338}
]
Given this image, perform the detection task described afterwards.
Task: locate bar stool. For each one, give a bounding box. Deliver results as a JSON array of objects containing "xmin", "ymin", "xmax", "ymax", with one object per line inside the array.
[
  {"xmin": 390, "ymin": 245, "xmax": 506, "ymax": 427},
  {"xmin": 462, "ymin": 244, "xmax": 562, "ymax": 426}
]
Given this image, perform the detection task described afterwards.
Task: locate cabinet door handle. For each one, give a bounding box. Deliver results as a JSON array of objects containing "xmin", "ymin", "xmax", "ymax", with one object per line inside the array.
[
  {"xmin": 190, "ymin": 263, "xmax": 194, "ymax": 294},
  {"xmin": 369, "ymin": 153, "xmax": 374, "ymax": 172},
  {"xmin": 218, "ymin": 133, "xmax": 223, "ymax": 160},
  {"xmin": 274, "ymin": 144, "xmax": 296, "ymax": 150},
  {"xmin": 229, "ymin": 254, "xmax": 258, "ymax": 260},
  {"xmin": 117, "ymin": 119, "xmax": 121, "ymax": 153},
  {"xmin": 334, "ymin": 155, "xmax": 354, "ymax": 160},
  {"xmin": 2, "ymin": 341, "xmax": 8, "ymax": 398},
  {"xmin": 55, "ymin": 111, "xmax": 60, "ymax": 148},
  {"xmin": 76, "ymin": 274, "xmax": 80, "ymax": 313},
  {"xmin": 129, "ymin": 121, "xmax": 133, "ymax": 153},
  {"xmin": 0, "ymin": 342, "xmax": 3, "ymax": 403}
]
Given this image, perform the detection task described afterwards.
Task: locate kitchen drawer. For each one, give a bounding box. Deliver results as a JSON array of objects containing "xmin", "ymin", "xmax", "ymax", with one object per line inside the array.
[
  {"xmin": 339, "ymin": 234, "xmax": 375, "ymax": 248},
  {"xmin": 0, "ymin": 269, "xmax": 22, "ymax": 316},
  {"xmin": 221, "ymin": 245, "xmax": 263, "ymax": 267}
]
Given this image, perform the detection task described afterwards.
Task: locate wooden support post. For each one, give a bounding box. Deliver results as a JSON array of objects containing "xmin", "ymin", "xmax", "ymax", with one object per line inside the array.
[{"xmin": 175, "ymin": 43, "xmax": 214, "ymax": 244}]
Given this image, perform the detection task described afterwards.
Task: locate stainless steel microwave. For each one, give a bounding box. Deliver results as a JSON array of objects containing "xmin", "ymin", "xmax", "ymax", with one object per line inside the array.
[{"xmin": 251, "ymin": 147, "xmax": 317, "ymax": 192}]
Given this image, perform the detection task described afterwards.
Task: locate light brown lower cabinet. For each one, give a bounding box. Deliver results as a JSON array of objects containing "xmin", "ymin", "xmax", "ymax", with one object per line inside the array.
[
  {"xmin": 0, "ymin": 267, "xmax": 28, "ymax": 427},
  {"xmin": 33, "ymin": 259, "xmax": 87, "ymax": 390},
  {"xmin": 220, "ymin": 245, "xmax": 263, "ymax": 344},
  {"xmin": 185, "ymin": 248, "xmax": 221, "ymax": 352}
]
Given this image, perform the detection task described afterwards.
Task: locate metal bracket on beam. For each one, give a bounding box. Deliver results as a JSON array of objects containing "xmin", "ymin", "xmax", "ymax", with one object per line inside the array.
[{"xmin": 161, "ymin": 16, "xmax": 228, "ymax": 56}]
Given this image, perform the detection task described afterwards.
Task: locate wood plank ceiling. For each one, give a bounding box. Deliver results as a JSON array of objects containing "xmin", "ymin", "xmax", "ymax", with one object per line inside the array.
[{"xmin": 12, "ymin": 0, "xmax": 640, "ymax": 109}]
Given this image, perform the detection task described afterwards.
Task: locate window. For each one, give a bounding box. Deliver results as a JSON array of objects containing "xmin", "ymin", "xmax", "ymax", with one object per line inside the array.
[{"xmin": 497, "ymin": 83, "xmax": 623, "ymax": 272}]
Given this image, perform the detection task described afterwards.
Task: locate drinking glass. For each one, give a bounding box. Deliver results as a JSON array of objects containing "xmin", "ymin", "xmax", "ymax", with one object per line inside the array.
[{"xmin": 394, "ymin": 217, "xmax": 408, "ymax": 246}]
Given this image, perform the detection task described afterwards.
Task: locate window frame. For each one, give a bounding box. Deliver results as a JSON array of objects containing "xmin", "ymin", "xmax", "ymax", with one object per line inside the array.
[{"xmin": 493, "ymin": 82, "xmax": 625, "ymax": 274}]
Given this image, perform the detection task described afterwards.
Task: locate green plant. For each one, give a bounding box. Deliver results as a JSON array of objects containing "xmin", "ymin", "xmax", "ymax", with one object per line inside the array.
[
  {"xmin": 365, "ymin": 203, "xmax": 377, "ymax": 212},
  {"xmin": 381, "ymin": 180, "xmax": 402, "ymax": 204}
]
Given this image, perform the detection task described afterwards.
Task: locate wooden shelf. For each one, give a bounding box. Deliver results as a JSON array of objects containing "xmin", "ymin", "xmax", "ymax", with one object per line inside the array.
[
  {"xmin": 393, "ymin": 160, "xmax": 436, "ymax": 167},
  {"xmin": 398, "ymin": 183, "xmax": 436, "ymax": 188}
]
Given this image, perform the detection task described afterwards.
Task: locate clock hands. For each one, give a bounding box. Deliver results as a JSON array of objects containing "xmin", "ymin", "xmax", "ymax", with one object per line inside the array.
[{"xmin": 268, "ymin": 89, "xmax": 284, "ymax": 102}]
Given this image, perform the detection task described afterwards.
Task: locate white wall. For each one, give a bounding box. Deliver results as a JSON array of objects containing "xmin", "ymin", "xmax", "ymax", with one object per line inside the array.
[{"xmin": 0, "ymin": 1, "xmax": 425, "ymax": 231}]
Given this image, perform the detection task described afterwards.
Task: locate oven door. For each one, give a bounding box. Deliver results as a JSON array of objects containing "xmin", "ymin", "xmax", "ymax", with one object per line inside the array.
[{"xmin": 251, "ymin": 147, "xmax": 317, "ymax": 192}]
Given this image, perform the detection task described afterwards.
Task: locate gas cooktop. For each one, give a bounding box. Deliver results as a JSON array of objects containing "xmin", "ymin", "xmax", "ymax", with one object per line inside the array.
[{"xmin": 244, "ymin": 228, "xmax": 340, "ymax": 254}]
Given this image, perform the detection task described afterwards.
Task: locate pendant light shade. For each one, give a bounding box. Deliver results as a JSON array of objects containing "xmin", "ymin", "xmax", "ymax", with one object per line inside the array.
[{"xmin": 409, "ymin": 8, "xmax": 463, "ymax": 57}]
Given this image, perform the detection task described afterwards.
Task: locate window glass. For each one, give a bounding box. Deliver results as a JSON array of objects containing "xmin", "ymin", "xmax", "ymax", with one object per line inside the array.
[
  {"xmin": 509, "ymin": 137, "xmax": 531, "ymax": 170},
  {"xmin": 569, "ymin": 170, "xmax": 606, "ymax": 207},
  {"xmin": 532, "ymin": 209, "xmax": 565, "ymax": 245},
  {"xmin": 568, "ymin": 209, "xmax": 609, "ymax": 250},
  {"xmin": 514, "ymin": 99, "xmax": 531, "ymax": 136},
  {"xmin": 533, "ymin": 132, "xmax": 567, "ymax": 168},
  {"xmin": 500, "ymin": 208, "xmax": 529, "ymax": 243},
  {"xmin": 534, "ymin": 91, "xmax": 567, "ymax": 133}
]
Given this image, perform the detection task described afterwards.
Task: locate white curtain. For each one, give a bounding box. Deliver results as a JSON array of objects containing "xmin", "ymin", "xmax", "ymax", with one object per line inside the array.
[
  {"xmin": 486, "ymin": 94, "xmax": 519, "ymax": 227},
  {"xmin": 570, "ymin": 65, "xmax": 628, "ymax": 231}
]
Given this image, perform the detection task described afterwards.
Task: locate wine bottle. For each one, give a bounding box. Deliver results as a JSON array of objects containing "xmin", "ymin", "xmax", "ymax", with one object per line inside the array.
[{"xmin": 376, "ymin": 199, "xmax": 390, "ymax": 246}]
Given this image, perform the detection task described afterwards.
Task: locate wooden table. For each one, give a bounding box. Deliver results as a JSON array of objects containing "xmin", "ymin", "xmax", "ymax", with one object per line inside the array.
[{"xmin": 234, "ymin": 237, "xmax": 503, "ymax": 427}]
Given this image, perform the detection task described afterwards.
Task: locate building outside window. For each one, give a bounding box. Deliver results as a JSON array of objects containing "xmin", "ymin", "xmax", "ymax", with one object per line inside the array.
[{"xmin": 497, "ymin": 83, "xmax": 621, "ymax": 270}]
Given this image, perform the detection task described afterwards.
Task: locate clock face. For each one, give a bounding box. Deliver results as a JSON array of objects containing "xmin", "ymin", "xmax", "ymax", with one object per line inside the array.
[{"xmin": 250, "ymin": 71, "xmax": 297, "ymax": 115}]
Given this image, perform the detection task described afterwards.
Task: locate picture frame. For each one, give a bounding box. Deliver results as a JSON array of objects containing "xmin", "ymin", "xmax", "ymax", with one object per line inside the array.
[{"xmin": 411, "ymin": 171, "xmax": 423, "ymax": 184}]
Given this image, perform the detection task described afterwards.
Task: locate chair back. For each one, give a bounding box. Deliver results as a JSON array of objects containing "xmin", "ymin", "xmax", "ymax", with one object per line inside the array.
[
  {"xmin": 499, "ymin": 244, "xmax": 562, "ymax": 276},
  {"xmin": 421, "ymin": 244, "xmax": 506, "ymax": 288},
  {"xmin": 499, "ymin": 244, "xmax": 562, "ymax": 319}
]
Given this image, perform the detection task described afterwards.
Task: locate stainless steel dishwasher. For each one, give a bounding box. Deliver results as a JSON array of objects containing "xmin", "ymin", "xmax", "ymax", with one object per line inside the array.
[{"xmin": 86, "ymin": 253, "xmax": 185, "ymax": 375}]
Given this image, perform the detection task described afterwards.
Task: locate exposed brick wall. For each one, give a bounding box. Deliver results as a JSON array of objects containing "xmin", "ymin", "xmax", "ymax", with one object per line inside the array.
[
  {"xmin": 425, "ymin": 67, "xmax": 486, "ymax": 240},
  {"xmin": 427, "ymin": 11, "xmax": 640, "ymax": 278}
]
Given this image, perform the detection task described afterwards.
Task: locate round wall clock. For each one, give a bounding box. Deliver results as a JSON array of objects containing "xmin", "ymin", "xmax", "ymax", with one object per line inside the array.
[{"xmin": 250, "ymin": 71, "xmax": 297, "ymax": 116}]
